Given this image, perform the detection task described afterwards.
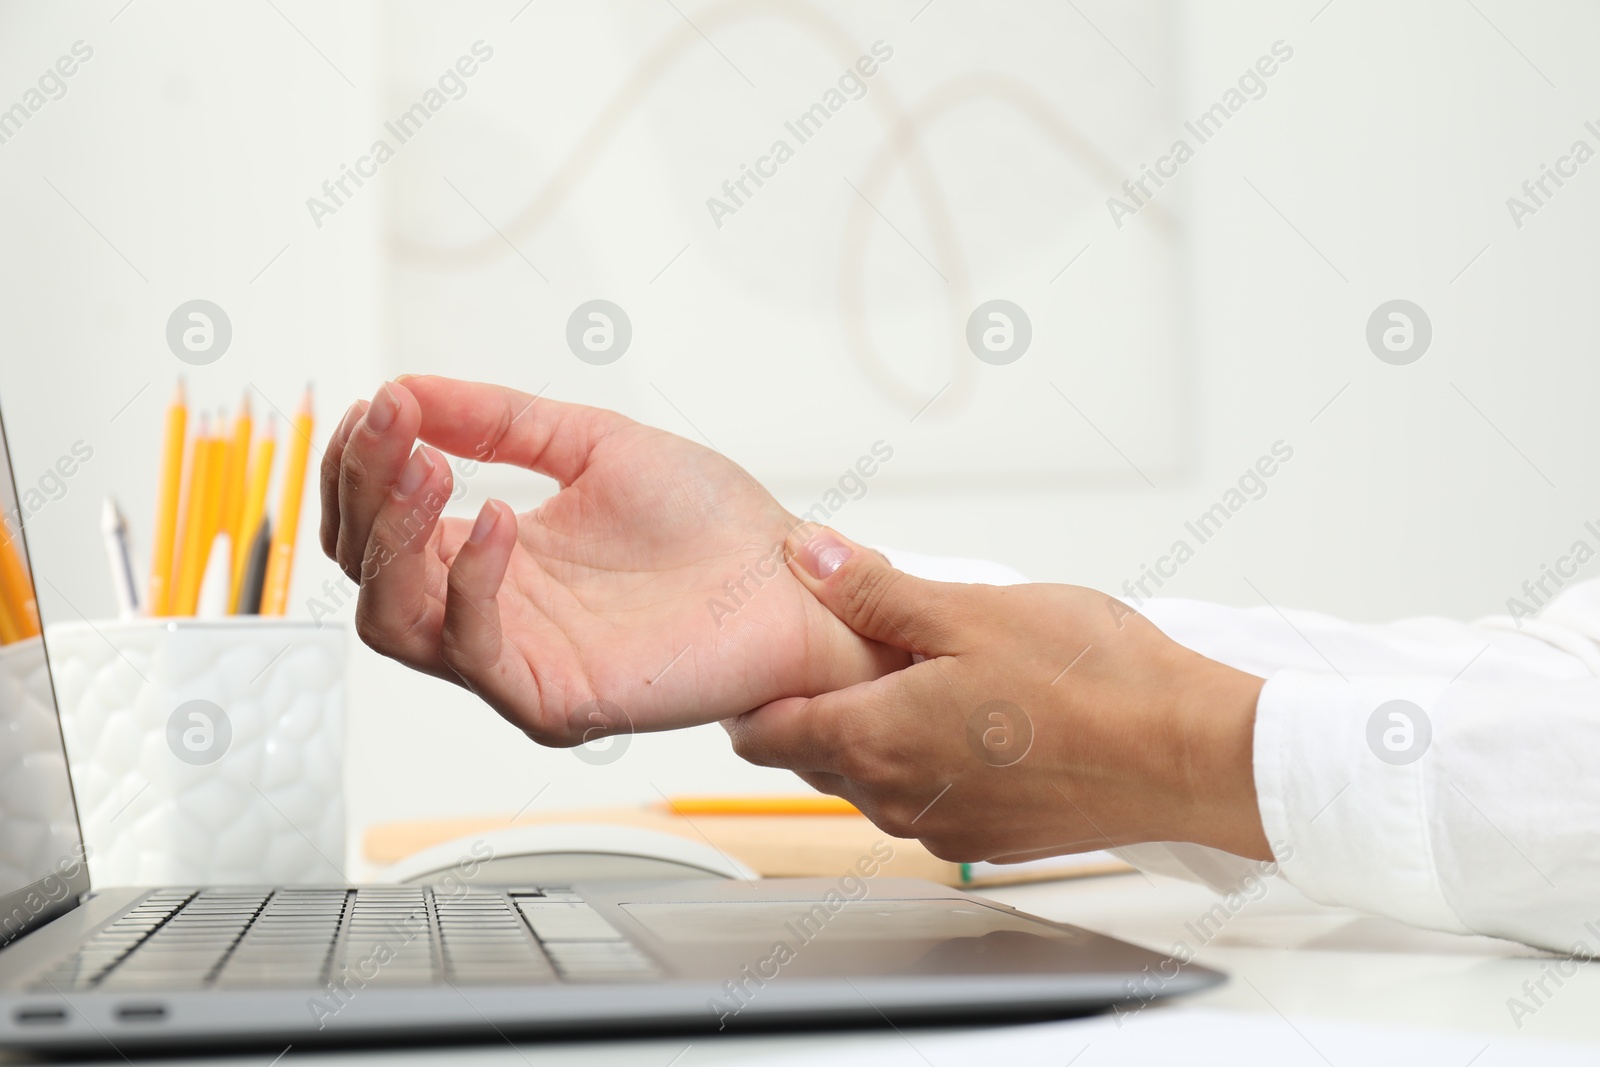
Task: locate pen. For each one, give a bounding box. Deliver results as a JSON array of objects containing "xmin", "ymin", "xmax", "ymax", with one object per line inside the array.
[
  {"xmin": 238, "ymin": 516, "xmax": 271, "ymax": 615},
  {"xmin": 101, "ymin": 495, "xmax": 139, "ymax": 619},
  {"xmin": 232, "ymin": 415, "xmax": 275, "ymax": 613}
]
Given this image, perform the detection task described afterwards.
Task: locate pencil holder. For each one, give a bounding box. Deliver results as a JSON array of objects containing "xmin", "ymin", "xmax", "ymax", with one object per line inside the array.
[{"xmin": 44, "ymin": 619, "xmax": 347, "ymax": 887}]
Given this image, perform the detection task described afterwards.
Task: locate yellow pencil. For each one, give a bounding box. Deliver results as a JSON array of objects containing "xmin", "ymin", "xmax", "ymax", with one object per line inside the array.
[
  {"xmin": 197, "ymin": 412, "xmax": 227, "ymax": 590},
  {"xmin": 171, "ymin": 413, "xmax": 212, "ymax": 616},
  {"xmin": 218, "ymin": 392, "xmax": 252, "ymax": 603},
  {"xmin": 0, "ymin": 517, "xmax": 39, "ymax": 639},
  {"xmin": 148, "ymin": 381, "xmax": 187, "ymax": 616},
  {"xmin": 260, "ymin": 386, "xmax": 313, "ymax": 616},
  {"xmin": 187, "ymin": 415, "xmax": 228, "ymax": 605},
  {"xmin": 0, "ymin": 520, "xmax": 24, "ymax": 643},
  {"xmin": 0, "ymin": 582, "xmax": 20, "ymax": 644},
  {"xmin": 231, "ymin": 416, "xmax": 276, "ymax": 613},
  {"xmin": 661, "ymin": 795, "xmax": 861, "ymax": 816}
]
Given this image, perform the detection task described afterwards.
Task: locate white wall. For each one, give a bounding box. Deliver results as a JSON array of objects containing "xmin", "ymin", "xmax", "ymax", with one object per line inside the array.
[{"xmin": 3, "ymin": 0, "xmax": 1597, "ymax": 875}]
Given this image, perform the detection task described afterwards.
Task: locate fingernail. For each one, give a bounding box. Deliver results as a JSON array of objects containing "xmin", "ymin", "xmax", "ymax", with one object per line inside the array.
[
  {"xmin": 797, "ymin": 531, "xmax": 852, "ymax": 579},
  {"xmin": 467, "ymin": 500, "xmax": 500, "ymax": 544},
  {"xmin": 364, "ymin": 382, "xmax": 398, "ymax": 434},
  {"xmin": 395, "ymin": 448, "xmax": 433, "ymax": 497}
]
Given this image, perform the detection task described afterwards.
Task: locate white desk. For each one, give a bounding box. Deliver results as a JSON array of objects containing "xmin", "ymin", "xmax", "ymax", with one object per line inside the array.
[{"xmin": 4, "ymin": 870, "xmax": 1596, "ymax": 1064}]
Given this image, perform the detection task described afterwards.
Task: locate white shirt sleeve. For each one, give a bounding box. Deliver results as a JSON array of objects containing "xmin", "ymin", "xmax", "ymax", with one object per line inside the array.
[
  {"xmin": 1139, "ymin": 587, "xmax": 1600, "ymax": 954},
  {"xmin": 878, "ymin": 547, "xmax": 1600, "ymax": 954}
]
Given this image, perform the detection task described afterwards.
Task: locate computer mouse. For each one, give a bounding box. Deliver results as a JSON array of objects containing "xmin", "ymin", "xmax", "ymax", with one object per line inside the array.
[{"xmin": 378, "ymin": 823, "xmax": 759, "ymax": 885}]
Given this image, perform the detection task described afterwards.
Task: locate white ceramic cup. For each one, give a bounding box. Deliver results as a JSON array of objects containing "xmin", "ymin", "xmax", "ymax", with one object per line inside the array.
[{"xmin": 44, "ymin": 619, "xmax": 346, "ymax": 887}]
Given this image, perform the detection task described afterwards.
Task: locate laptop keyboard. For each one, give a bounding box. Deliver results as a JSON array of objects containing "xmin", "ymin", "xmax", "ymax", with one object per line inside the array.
[{"xmin": 33, "ymin": 888, "xmax": 662, "ymax": 991}]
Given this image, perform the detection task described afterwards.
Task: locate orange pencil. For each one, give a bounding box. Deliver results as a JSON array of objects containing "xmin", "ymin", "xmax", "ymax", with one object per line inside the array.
[
  {"xmin": 661, "ymin": 796, "xmax": 860, "ymax": 816},
  {"xmin": 147, "ymin": 381, "xmax": 188, "ymax": 616},
  {"xmin": 171, "ymin": 413, "xmax": 213, "ymax": 616},
  {"xmin": 218, "ymin": 392, "xmax": 252, "ymax": 601},
  {"xmin": 231, "ymin": 417, "xmax": 275, "ymax": 613},
  {"xmin": 0, "ymin": 517, "xmax": 39, "ymax": 639},
  {"xmin": 260, "ymin": 386, "xmax": 313, "ymax": 616}
]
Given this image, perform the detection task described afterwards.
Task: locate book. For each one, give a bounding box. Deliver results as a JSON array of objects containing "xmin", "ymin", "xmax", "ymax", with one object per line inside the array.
[{"xmin": 364, "ymin": 807, "xmax": 1132, "ymax": 888}]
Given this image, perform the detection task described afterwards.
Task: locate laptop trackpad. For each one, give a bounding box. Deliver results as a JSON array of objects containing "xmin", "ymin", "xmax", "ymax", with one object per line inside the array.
[{"xmin": 620, "ymin": 899, "xmax": 1094, "ymax": 977}]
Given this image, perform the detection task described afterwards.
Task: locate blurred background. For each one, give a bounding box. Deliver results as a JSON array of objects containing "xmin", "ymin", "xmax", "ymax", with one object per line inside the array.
[{"xmin": 1, "ymin": 0, "xmax": 1596, "ymax": 874}]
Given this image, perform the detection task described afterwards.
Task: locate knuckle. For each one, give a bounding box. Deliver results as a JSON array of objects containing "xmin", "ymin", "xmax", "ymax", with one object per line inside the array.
[
  {"xmin": 725, "ymin": 723, "xmax": 768, "ymax": 766},
  {"xmin": 354, "ymin": 594, "xmax": 431, "ymax": 658},
  {"xmin": 362, "ymin": 523, "xmax": 403, "ymax": 576},
  {"xmin": 834, "ymin": 566, "xmax": 950, "ymax": 649},
  {"xmin": 319, "ymin": 448, "xmax": 342, "ymax": 494},
  {"xmin": 438, "ymin": 624, "xmax": 496, "ymax": 677},
  {"xmin": 339, "ymin": 449, "xmax": 371, "ymax": 500},
  {"xmin": 834, "ymin": 564, "xmax": 901, "ymax": 629},
  {"xmin": 437, "ymin": 627, "xmax": 470, "ymax": 671},
  {"xmin": 473, "ymin": 401, "xmax": 516, "ymax": 463},
  {"xmin": 352, "ymin": 601, "xmax": 391, "ymax": 650}
]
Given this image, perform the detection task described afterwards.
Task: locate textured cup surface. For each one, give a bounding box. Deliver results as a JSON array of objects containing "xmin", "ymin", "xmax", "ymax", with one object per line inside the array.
[{"xmin": 47, "ymin": 620, "xmax": 346, "ymax": 886}]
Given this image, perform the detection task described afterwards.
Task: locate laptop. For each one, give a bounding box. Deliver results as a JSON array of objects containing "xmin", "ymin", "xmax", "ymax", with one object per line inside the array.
[{"xmin": 0, "ymin": 411, "xmax": 1222, "ymax": 1052}]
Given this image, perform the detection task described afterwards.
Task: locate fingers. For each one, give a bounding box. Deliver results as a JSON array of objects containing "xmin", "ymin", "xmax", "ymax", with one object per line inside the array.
[
  {"xmin": 352, "ymin": 445, "xmax": 453, "ymax": 672},
  {"xmin": 725, "ymin": 694, "xmax": 849, "ymax": 774},
  {"xmin": 397, "ymin": 374, "xmax": 627, "ymax": 487},
  {"xmin": 319, "ymin": 400, "xmax": 367, "ymax": 562},
  {"xmin": 337, "ymin": 382, "xmax": 422, "ymax": 582},
  {"xmin": 783, "ymin": 526, "xmax": 960, "ymax": 656},
  {"xmin": 438, "ymin": 499, "xmax": 538, "ymax": 720}
]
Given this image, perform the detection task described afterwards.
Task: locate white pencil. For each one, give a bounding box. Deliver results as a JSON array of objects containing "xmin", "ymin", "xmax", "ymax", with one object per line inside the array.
[{"xmin": 196, "ymin": 532, "xmax": 232, "ymax": 619}]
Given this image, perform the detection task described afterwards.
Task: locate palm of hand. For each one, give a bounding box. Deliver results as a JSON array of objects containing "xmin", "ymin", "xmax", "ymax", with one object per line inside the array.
[
  {"xmin": 306, "ymin": 365, "xmax": 913, "ymax": 750},
  {"xmin": 327, "ymin": 376, "xmax": 907, "ymax": 745},
  {"xmin": 434, "ymin": 424, "xmax": 843, "ymax": 738}
]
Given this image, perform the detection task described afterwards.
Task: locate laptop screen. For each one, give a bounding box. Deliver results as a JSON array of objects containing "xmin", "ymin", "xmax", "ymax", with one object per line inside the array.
[{"xmin": 0, "ymin": 410, "xmax": 89, "ymax": 947}]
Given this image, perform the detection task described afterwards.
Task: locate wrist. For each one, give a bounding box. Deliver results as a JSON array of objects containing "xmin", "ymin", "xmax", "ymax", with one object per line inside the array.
[
  {"xmin": 785, "ymin": 524, "xmax": 913, "ymax": 691},
  {"xmin": 795, "ymin": 584, "xmax": 914, "ymax": 695},
  {"xmin": 1170, "ymin": 653, "xmax": 1273, "ymax": 860}
]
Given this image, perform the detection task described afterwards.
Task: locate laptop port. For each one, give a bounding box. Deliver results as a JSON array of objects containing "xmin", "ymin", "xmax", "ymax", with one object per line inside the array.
[
  {"xmin": 115, "ymin": 1003, "xmax": 167, "ymax": 1023},
  {"xmin": 14, "ymin": 1006, "xmax": 67, "ymax": 1025}
]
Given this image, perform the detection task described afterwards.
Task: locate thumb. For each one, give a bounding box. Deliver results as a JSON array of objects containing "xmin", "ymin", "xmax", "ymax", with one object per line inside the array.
[{"xmin": 784, "ymin": 525, "xmax": 957, "ymax": 656}]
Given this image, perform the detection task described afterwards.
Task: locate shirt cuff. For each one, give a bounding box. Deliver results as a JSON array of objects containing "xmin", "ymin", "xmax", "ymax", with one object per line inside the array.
[{"xmin": 1253, "ymin": 670, "xmax": 1470, "ymax": 935}]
